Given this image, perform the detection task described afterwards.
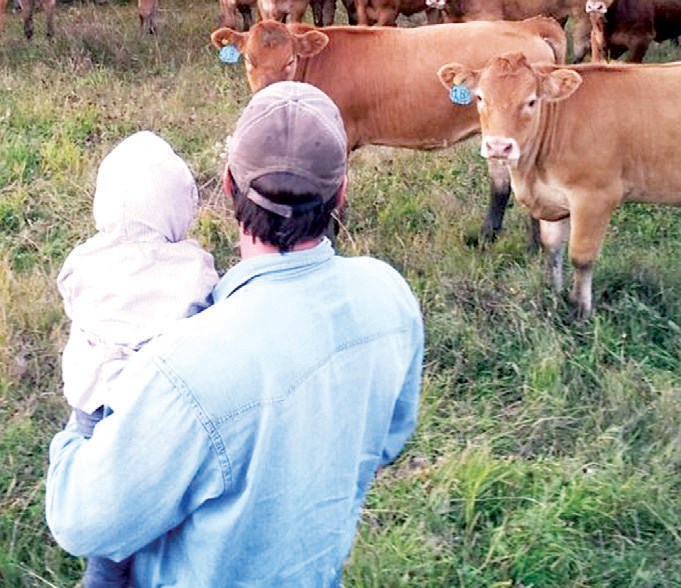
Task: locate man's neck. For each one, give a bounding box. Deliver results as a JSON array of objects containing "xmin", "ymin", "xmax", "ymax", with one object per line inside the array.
[{"xmin": 239, "ymin": 230, "xmax": 322, "ymax": 260}]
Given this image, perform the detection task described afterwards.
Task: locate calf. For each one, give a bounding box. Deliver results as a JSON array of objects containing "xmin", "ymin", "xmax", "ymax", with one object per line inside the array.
[
  {"xmin": 437, "ymin": 53, "xmax": 681, "ymax": 317},
  {"xmin": 585, "ymin": 0, "xmax": 681, "ymax": 62},
  {"xmin": 211, "ymin": 19, "xmax": 565, "ymax": 242}
]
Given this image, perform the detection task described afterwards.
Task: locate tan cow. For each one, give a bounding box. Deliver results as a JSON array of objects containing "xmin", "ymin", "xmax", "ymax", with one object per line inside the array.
[
  {"xmin": 0, "ymin": 0, "xmax": 55, "ymax": 39},
  {"xmin": 443, "ymin": 0, "xmax": 592, "ymax": 62},
  {"xmin": 585, "ymin": 0, "xmax": 681, "ymax": 63},
  {"xmin": 211, "ymin": 18, "xmax": 566, "ymax": 242},
  {"xmin": 437, "ymin": 53, "xmax": 681, "ymax": 317}
]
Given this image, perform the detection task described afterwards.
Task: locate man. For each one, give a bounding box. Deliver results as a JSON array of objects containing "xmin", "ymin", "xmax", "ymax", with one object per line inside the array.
[{"xmin": 46, "ymin": 81, "xmax": 424, "ymax": 587}]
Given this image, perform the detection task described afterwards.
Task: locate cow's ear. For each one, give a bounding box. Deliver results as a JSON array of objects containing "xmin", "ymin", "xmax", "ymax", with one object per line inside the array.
[
  {"xmin": 437, "ymin": 63, "xmax": 478, "ymax": 92},
  {"xmin": 293, "ymin": 30, "xmax": 329, "ymax": 58},
  {"xmin": 210, "ymin": 27, "xmax": 247, "ymax": 51},
  {"xmin": 540, "ymin": 68, "xmax": 582, "ymax": 101}
]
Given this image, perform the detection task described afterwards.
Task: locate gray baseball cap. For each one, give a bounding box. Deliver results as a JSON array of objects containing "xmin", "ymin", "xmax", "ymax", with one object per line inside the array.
[{"xmin": 227, "ymin": 81, "xmax": 347, "ymax": 218}]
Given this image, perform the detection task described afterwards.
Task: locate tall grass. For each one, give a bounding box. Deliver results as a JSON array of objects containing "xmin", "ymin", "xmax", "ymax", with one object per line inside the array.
[{"xmin": 1, "ymin": 2, "xmax": 680, "ymax": 586}]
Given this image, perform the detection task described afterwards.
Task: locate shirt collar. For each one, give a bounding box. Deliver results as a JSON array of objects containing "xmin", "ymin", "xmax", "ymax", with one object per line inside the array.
[{"xmin": 213, "ymin": 238, "xmax": 335, "ymax": 302}]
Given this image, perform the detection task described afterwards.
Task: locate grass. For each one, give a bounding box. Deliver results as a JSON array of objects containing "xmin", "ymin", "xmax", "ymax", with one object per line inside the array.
[{"xmin": 1, "ymin": 2, "xmax": 680, "ymax": 586}]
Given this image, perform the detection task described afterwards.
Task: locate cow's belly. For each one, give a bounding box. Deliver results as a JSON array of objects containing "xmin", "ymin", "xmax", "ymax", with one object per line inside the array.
[{"xmin": 512, "ymin": 175, "xmax": 571, "ymax": 222}]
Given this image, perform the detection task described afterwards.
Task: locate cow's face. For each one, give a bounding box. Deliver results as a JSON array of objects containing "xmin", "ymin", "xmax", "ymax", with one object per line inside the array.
[
  {"xmin": 437, "ymin": 53, "xmax": 582, "ymax": 165},
  {"xmin": 211, "ymin": 22, "xmax": 328, "ymax": 92}
]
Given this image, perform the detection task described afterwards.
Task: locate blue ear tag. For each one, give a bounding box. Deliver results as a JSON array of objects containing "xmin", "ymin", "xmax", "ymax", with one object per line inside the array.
[
  {"xmin": 450, "ymin": 83, "xmax": 472, "ymax": 105},
  {"xmin": 219, "ymin": 44, "xmax": 241, "ymax": 64}
]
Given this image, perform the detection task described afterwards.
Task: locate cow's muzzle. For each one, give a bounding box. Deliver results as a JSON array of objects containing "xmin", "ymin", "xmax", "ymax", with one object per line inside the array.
[{"xmin": 481, "ymin": 136, "xmax": 520, "ymax": 162}]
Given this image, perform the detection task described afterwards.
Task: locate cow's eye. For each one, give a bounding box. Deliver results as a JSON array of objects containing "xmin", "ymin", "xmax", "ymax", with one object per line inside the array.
[
  {"xmin": 526, "ymin": 97, "xmax": 537, "ymax": 109},
  {"xmin": 286, "ymin": 57, "xmax": 295, "ymax": 69}
]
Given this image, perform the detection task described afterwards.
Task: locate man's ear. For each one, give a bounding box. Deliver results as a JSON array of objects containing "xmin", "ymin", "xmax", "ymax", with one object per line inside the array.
[
  {"xmin": 223, "ymin": 167, "xmax": 235, "ymax": 199},
  {"xmin": 437, "ymin": 63, "xmax": 479, "ymax": 92},
  {"xmin": 539, "ymin": 68, "xmax": 582, "ymax": 101},
  {"xmin": 210, "ymin": 27, "xmax": 248, "ymax": 51},
  {"xmin": 292, "ymin": 30, "xmax": 329, "ymax": 58},
  {"xmin": 335, "ymin": 175, "xmax": 348, "ymax": 211}
]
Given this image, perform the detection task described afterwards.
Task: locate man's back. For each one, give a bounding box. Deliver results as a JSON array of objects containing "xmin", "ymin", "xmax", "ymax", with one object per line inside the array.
[{"xmin": 47, "ymin": 239, "xmax": 423, "ymax": 587}]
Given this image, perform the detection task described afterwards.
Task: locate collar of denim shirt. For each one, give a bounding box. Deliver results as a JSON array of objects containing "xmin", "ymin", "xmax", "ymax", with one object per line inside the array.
[{"xmin": 213, "ymin": 237, "xmax": 335, "ymax": 302}]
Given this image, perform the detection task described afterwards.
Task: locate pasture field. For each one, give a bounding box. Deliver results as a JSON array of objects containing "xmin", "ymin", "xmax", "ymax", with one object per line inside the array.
[{"xmin": 1, "ymin": 1, "xmax": 680, "ymax": 586}]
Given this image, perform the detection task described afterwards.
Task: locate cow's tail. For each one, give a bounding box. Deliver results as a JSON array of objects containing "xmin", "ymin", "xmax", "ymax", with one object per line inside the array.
[{"xmin": 520, "ymin": 16, "xmax": 568, "ymax": 64}]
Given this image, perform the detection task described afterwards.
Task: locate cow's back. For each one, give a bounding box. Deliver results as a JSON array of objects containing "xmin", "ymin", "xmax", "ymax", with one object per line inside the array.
[
  {"xmin": 542, "ymin": 62, "xmax": 681, "ymax": 205},
  {"xmin": 293, "ymin": 21, "xmax": 562, "ymax": 149}
]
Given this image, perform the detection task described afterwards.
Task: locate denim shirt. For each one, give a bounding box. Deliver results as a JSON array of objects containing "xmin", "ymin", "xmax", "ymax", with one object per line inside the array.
[{"xmin": 46, "ymin": 238, "xmax": 424, "ymax": 587}]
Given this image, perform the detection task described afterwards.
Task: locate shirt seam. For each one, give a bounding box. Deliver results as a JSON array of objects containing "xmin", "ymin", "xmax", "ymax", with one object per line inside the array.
[
  {"xmin": 153, "ymin": 355, "xmax": 234, "ymax": 491},
  {"xmin": 212, "ymin": 324, "xmax": 413, "ymax": 425}
]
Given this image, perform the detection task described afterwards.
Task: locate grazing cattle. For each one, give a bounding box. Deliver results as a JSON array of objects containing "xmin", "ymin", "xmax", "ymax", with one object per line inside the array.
[
  {"xmin": 437, "ymin": 53, "xmax": 681, "ymax": 317},
  {"xmin": 585, "ymin": 0, "xmax": 681, "ymax": 62},
  {"xmin": 442, "ymin": 0, "xmax": 592, "ymax": 62},
  {"xmin": 220, "ymin": 0, "xmax": 257, "ymax": 30},
  {"xmin": 211, "ymin": 18, "xmax": 565, "ymax": 242},
  {"xmin": 0, "ymin": 0, "xmax": 55, "ymax": 39},
  {"xmin": 354, "ymin": 0, "xmax": 446, "ymax": 26}
]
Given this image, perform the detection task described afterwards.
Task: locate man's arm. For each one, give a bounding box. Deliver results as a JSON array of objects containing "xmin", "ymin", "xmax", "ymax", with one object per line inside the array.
[{"xmin": 46, "ymin": 355, "xmax": 226, "ymax": 561}]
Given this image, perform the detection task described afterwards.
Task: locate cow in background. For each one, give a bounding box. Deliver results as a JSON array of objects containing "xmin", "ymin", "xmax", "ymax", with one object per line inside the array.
[
  {"xmin": 211, "ymin": 18, "xmax": 566, "ymax": 243},
  {"xmin": 220, "ymin": 0, "xmax": 257, "ymax": 30},
  {"xmin": 442, "ymin": 0, "xmax": 592, "ymax": 62},
  {"xmin": 354, "ymin": 0, "xmax": 447, "ymax": 26},
  {"xmin": 437, "ymin": 53, "xmax": 681, "ymax": 317},
  {"xmin": 585, "ymin": 0, "xmax": 681, "ymax": 62},
  {"xmin": 0, "ymin": 0, "xmax": 55, "ymax": 39}
]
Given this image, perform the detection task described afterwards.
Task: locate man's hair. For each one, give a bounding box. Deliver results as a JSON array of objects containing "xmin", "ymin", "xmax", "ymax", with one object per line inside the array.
[{"xmin": 229, "ymin": 170, "xmax": 339, "ymax": 252}]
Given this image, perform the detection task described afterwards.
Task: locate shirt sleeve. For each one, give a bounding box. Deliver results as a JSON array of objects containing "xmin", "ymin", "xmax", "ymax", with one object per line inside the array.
[
  {"xmin": 380, "ymin": 313, "xmax": 425, "ymax": 466},
  {"xmin": 45, "ymin": 354, "xmax": 226, "ymax": 561}
]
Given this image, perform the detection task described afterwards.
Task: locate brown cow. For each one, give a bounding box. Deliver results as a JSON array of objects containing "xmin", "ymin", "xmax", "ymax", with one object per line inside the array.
[
  {"xmin": 585, "ymin": 0, "xmax": 681, "ymax": 62},
  {"xmin": 211, "ymin": 18, "xmax": 566, "ymax": 242},
  {"xmin": 437, "ymin": 53, "xmax": 681, "ymax": 317},
  {"xmin": 0, "ymin": 0, "xmax": 55, "ymax": 39},
  {"xmin": 257, "ymin": 0, "xmax": 311, "ymax": 23},
  {"xmin": 443, "ymin": 0, "xmax": 592, "ymax": 62},
  {"xmin": 354, "ymin": 0, "xmax": 446, "ymax": 26}
]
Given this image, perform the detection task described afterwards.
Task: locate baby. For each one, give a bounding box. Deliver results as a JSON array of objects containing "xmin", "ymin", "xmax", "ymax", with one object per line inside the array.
[{"xmin": 57, "ymin": 130, "xmax": 219, "ymax": 587}]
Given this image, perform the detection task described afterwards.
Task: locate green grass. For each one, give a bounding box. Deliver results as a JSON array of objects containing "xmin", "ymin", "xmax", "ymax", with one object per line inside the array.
[{"xmin": 1, "ymin": 3, "xmax": 680, "ymax": 586}]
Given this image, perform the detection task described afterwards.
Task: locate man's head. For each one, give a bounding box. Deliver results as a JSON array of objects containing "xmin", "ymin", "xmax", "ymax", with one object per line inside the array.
[{"xmin": 224, "ymin": 81, "xmax": 348, "ymax": 252}]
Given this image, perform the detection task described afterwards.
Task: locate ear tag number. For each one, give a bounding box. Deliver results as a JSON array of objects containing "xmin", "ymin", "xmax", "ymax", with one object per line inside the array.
[
  {"xmin": 450, "ymin": 83, "xmax": 472, "ymax": 105},
  {"xmin": 219, "ymin": 44, "xmax": 241, "ymax": 64}
]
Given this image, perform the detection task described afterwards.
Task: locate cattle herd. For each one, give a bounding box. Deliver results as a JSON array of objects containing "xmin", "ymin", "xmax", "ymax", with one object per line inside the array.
[{"xmin": 2, "ymin": 0, "xmax": 680, "ymax": 318}]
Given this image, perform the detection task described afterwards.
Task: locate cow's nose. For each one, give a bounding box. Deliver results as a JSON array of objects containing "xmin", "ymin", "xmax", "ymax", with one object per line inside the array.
[{"xmin": 481, "ymin": 136, "xmax": 519, "ymax": 160}]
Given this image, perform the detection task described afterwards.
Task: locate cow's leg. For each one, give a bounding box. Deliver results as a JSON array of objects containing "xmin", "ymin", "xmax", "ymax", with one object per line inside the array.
[
  {"xmin": 572, "ymin": 12, "xmax": 592, "ymax": 63},
  {"xmin": 310, "ymin": 0, "xmax": 324, "ymax": 26},
  {"xmin": 322, "ymin": 0, "xmax": 335, "ymax": 26},
  {"xmin": 18, "ymin": 0, "xmax": 34, "ymax": 40},
  {"xmin": 220, "ymin": 0, "xmax": 237, "ymax": 28},
  {"xmin": 138, "ymin": 0, "xmax": 157, "ymax": 34},
  {"xmin": 43, "ymin": 0, "xmax": 55, "ymax": 37},
  {"xmin": 626, "ymin": 38, "xmax": 650, "ymax": 63},
  {"xmin": 0, "ymin": 0, "xmax": 7, "ymax": 33},
  {"xmin": 481, "ymin": 158, "xmax": 511, "ymax": 242},
  {"xmin": 376, "ymin": 8, "xmax": 397, "ymax": 25},
  {"xmin": 239, "ymin": 4, "xmax": 253, "ymax": 29},
  {"xmin": 354, "ymin": 0, "xmax": 369, "ymax": 25},
  {"xmin": 539, "ymin": 218, "xmax": 569, "ymax": 292},
  {"xmin": 567, "ymin": 196, "xmax": 617, "ymax": 319},
  {"xmin": 341, "ymin": 0, "xmax": 357, "ymax": 24}
]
